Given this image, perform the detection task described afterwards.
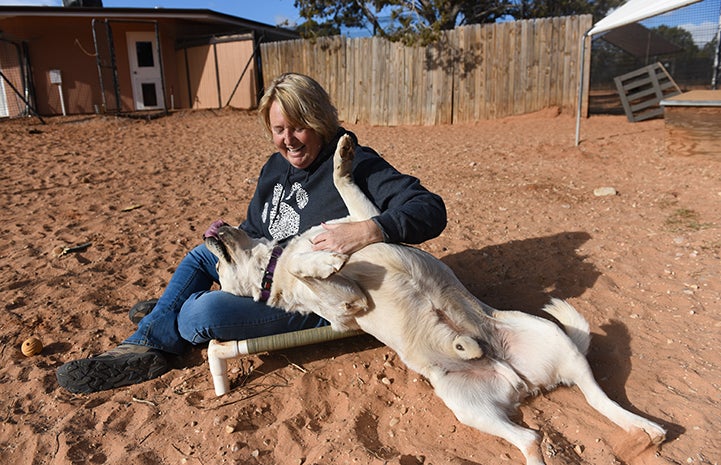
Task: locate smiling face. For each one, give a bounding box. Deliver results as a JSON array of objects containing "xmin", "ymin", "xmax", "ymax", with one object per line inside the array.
[{"xmin": 269, "ymin": 100, "xmax": 324, "ymax": 170}]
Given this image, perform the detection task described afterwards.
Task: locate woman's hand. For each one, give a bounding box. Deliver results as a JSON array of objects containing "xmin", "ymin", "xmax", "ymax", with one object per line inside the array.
[{"xmin": 311, "ymin": 219, "xmax": 383, "ymax": 255}]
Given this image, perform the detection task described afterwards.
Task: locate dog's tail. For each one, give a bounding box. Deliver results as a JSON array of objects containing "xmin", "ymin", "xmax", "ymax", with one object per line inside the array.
[{"xmin": 541, "ymin": 298, "xmax": 591, "ymax": 355}]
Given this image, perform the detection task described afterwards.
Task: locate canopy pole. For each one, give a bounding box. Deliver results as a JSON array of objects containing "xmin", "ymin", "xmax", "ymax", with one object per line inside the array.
[
  {"xmin": 712, "ymin": 7, "xmax": 721, "ymax": 89},
  {"xmin": 575, "ymin": 30, "xmax": 591, "ymax": 146}
]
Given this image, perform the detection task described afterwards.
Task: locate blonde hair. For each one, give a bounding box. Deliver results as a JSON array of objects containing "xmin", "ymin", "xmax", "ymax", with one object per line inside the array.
[{"xmin": 258, "ymin": 73, "xmax": 340, "ymax": 144}]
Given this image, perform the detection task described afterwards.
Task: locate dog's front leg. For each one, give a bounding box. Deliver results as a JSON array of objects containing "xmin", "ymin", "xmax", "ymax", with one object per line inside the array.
[
  {"xmin": 300, "ymin": 275, "xmax": 368, "ymax": 332},
  {"xmin": 333, "ymin": 134, "xmax": 381, "ymax": 220},
  {"xmin": 287, "ymin": 250, "xmax": 349, "ymax": 279}
]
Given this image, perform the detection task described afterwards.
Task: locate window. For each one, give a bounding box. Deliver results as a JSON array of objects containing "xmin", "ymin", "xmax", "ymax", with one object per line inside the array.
[{"xmin": 136, "ymin": 41, "xmax": 154, "ymax": 68}]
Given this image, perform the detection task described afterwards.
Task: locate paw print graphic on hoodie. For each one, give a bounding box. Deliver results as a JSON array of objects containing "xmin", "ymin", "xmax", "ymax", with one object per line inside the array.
[{"xmin": 263, "ymin": 182, "xmax": 309, "ymax": 241}]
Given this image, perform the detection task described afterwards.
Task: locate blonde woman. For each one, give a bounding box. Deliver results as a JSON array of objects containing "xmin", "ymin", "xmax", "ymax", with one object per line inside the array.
[{"xmin": 57, "ymin": 73, "xmax": 446, "ymax": 393}]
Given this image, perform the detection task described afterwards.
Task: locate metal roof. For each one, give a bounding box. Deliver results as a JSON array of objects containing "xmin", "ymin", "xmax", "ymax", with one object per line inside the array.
[{"xmin": 0, "ymin": 6, "xmax": 299, "ymax": 42}]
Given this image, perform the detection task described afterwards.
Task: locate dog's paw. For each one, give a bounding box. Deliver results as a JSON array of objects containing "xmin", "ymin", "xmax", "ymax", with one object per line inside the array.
[
  {"xmin": 337, "ymin": 134, "xmax": 355, "ymax": 161},
  {"xmin": 334, "ymin": 134, "xmax": 355, "ymax": 178},
  {"xmin": 312, "ymin": 252, "xmax": 350, "ymax": 278},
  {"xmin": 344, "ymin": 299, "xmax": 368, "ymax": 315},
  {"xmin": 641, "ymin": 421, "xmax": 667, "ymax": 444},
  {"xmin": 328, "ymin": 316, "xmax": 360, "ymax": 333}
]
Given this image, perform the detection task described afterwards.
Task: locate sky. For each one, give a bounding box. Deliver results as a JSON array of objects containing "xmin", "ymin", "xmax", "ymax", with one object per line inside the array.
[
  {"xmin": 0, "ymin": 0, "xmax": 302, "ymax": 26},
  {"xmin": 1, "ymin": 0, "xmax": 719, "ymax": 46}
]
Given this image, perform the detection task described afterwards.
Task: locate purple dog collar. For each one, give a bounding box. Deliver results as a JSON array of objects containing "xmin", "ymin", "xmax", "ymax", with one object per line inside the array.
[{"xmin": 259, "ymin": 246, "xmax": 284, "ymax": 302}]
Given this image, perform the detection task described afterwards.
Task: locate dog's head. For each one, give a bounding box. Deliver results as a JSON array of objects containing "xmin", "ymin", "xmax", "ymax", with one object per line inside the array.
[{"xmin": 204, "ymin": 221, "xmax": 266, "ymax": 298}]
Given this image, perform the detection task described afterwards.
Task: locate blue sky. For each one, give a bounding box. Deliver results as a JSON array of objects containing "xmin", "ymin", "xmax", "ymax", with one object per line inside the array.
[
  {"xmin": 2, "ymin": 0, "xmax": 719, "ymax": 46},
  {"xmin": 0, "ymin": 0, "xmax": 302, "ymax": 26}
]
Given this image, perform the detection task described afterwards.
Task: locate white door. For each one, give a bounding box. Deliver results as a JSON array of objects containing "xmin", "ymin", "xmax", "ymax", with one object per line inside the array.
[{"xmin": 126, "ymin": 31, "xmax": 165, "ymax": 110}]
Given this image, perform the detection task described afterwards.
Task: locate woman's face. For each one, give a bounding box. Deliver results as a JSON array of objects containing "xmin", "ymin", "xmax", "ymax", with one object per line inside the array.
[{"xmin": 269, "ymin": 100, "xmax": 323, "ymax": 169}]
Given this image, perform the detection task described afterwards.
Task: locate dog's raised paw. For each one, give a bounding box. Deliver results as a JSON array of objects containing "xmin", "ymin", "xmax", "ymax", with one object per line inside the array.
[{"xmin": 337, "ymin": 134, "xmax": 355, "ymax": 161}]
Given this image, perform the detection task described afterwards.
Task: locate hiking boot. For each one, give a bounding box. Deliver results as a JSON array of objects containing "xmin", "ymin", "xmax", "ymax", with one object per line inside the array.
[
  {"xmin": 56, "ymin": 343, "xmax": 170, "ymax": 394},
  {"xmin": 129, "ymin": 299, "xmax": 158, "ymax": 324}
]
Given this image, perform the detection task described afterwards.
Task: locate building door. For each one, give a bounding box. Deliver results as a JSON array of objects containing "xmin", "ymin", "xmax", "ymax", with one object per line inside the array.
[{"xmin": 126, "ymin": 31, "xmax": 164, "ymax": 111}]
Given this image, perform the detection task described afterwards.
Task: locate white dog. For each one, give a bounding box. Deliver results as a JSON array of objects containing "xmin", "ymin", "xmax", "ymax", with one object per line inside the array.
[{"xmin": 204, "ymin": 135, "xmax": 666, "ymax": 465}]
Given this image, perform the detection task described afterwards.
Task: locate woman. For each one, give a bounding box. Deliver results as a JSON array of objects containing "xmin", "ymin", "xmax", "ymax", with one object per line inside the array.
[{"xmin": 57, "ymin": 73, "xmax": 446, "ymax": 393}]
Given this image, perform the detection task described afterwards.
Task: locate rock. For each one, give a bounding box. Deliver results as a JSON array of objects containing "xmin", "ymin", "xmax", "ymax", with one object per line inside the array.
[{"xmin": 593, "ymin": 187, "xmax": 617, "ymax": 197}]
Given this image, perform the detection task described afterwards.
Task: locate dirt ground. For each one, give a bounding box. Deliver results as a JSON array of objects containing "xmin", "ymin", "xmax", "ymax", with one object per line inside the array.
[{"xmin": 1, "ymin": 108, "xmax": 719, "ymax": 465}]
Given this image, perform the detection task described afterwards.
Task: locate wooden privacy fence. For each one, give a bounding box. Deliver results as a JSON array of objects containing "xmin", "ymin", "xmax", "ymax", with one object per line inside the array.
[{"xmin": 260, "ymin": 15, "xmax": 592, "ymax": 125}]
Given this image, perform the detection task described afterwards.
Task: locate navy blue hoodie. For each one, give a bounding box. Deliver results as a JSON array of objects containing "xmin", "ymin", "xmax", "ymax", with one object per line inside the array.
[{"xmin": 240, "ymin": 129, "xmax": 446, "ymax": 245}]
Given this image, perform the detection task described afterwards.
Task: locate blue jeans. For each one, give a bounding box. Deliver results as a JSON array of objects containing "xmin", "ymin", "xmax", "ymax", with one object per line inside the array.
[{"xmin": 124, "ymin": 243, "xmax": 329, "ymax": 355}]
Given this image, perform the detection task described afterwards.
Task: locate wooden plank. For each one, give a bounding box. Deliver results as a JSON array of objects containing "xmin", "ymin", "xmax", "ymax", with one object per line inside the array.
[
  {"xmin": 662, "ymin": 90, "xmax": 721, "ymax": 106},
  {"xmin": 509, "ymin": 20, "xmax": 520, "ymax": 115},
  {"xmin": 451, "ymin": 26, "xmax": 463, "ymax": 123},
  {"xmin": 536, "ymin": 19, "xmax": 548, "ymax": 112},
  {"xmin": 664, "ymin": 106, "xmax": 721, "ymax": 156},
  {"xmin": 489, "ymin": 23, "xmax": 500, "ymax": 118},
  {"xmin": 500, "ymin": 22, "xmax": 511, "ymax": 116},
  {"xmin": 555, "ymin": 17, "xmax": 564, "ymax": 108},
  {"xmin": 580, "ymin": 16, "xmax": 593, "ymax": 117},
  {"xmin": 258, "ymin": 15, "xmax": 590, "ymax": 125},
  {"xmin": 518, "ymin": 20, "xmax": 530, "ymax": 115},
  {"xmin": 479, "ymin": 24, "xmax": 490, "ymax": 120}
]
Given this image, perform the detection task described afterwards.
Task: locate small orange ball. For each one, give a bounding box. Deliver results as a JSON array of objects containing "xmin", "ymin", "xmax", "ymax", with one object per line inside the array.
[{"xmin": 21, "ymin": 337, "xmax": 43, "ymax": 357}]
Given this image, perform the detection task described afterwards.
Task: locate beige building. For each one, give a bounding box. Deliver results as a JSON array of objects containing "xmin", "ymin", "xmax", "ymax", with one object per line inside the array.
[{"xmin": 0, "ymin": 5, "xmax": 297, "ymax": 117}]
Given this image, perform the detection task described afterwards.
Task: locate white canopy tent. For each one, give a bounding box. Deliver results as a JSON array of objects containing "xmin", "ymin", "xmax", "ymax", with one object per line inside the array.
[{"xmin": 574, "ymin": 0, "xmax": 704, "ymax": 145}]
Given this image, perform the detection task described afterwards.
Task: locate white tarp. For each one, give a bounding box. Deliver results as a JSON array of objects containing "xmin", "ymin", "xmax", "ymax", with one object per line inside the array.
[
  {"xmin": 587, "ymin": 0, "xmax": 703, "ymax": 37},
  {"xmin": 575, "ymin": 0, "xmax": 704, "ymax": 145}
]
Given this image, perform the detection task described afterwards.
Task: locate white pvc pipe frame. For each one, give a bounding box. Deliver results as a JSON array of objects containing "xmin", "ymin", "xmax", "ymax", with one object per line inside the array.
[{"xmin": 207, "ymin": 326, "xmax": 364, "ymax": 396}]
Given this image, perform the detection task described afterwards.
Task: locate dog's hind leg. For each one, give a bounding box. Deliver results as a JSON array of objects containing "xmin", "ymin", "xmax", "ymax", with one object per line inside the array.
[
  {"xmin": 429, "ymin": 369, "xmax": 545, "ymax": 465},
  {"xmin": 451, "ymin": 403, "xmax": 545, "ymax": 465},
  {"xmin": 333, "ymin": 134, "xmax": 381, "ymax": 220},
  {"xmin": 561, "ymin": 352, "xmax": 667, "ymax": 444}
]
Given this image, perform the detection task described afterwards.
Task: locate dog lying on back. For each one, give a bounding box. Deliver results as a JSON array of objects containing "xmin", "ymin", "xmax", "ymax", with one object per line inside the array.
[{"xmin": 204, "ymin": 135, "xmax": 666, "ymax": 465}]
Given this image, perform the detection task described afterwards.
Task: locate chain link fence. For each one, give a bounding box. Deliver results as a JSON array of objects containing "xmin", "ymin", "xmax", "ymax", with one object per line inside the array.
[
  {"xmin": 589, "ymin": 0, "xmax": 720, "ymax": 114},
  {"xmin": 0, "ymin": 38, "xmax": 30, "ymax": 118}
]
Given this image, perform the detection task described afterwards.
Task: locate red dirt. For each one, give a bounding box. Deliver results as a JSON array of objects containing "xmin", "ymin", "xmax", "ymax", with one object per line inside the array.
[{"xmin": 1, "ymin": 108, "xmax": 718, "ymax": 465}]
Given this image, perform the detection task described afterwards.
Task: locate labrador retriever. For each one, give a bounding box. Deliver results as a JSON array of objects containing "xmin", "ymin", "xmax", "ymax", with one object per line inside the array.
[{"xmin": 204, "ymin": 134, "xmax": 666, "ymax": 465}]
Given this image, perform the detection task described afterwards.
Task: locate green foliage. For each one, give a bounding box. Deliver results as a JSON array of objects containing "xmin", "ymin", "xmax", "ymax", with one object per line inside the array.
[
  {"xmin": 653, "ymin": 25, "xmax": 700, "ymax": 55},
  {"xmin": 293, "ymin": 0, "xmax": 616, "ymax": 45},
  {"xmin": 700, "ymin": 35, "xmax": 718, "ymax": 58},
  {"xmin": 511, "ymin": 0, "xmax": 623, "ymax": 22}
]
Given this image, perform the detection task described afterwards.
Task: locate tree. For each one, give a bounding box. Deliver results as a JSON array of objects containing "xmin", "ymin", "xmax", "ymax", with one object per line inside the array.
[
  {"xmin": 653, "ymin": 25, "xmax": 700, "ymax": 55},
  {"xmin": 293, "ymin": 0, "xmax": 622, "ymax": 44},
  {"xmin": 510, "ymin": 0, "xmax": 623, "ymax": 22},
  {"xmin": 293, "ymin": 0, "xmax": 512, "ymax": 45}
]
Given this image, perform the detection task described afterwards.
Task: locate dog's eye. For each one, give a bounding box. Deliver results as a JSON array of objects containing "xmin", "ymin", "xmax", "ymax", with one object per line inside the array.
[{"xmin": 455, "ymin": 344, "xmax": 465, "ymax": 351}]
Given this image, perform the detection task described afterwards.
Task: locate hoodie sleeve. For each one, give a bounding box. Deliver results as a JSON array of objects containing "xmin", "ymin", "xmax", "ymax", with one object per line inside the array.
[{"xmin": 352, "ymin": 147, "xmax": 446, "ymax": 244}]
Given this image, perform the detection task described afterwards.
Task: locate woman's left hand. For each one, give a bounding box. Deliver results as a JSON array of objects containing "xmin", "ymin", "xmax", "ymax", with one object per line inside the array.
[{"xmin": 311, "ymin": 220, "xmax": 383, "ymax": 255}]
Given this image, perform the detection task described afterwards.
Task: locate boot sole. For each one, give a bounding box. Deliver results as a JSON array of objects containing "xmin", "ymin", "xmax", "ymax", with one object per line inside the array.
[{"xmin": 56, "ymin": 351, "xmax": 169, "ymax": 394}]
